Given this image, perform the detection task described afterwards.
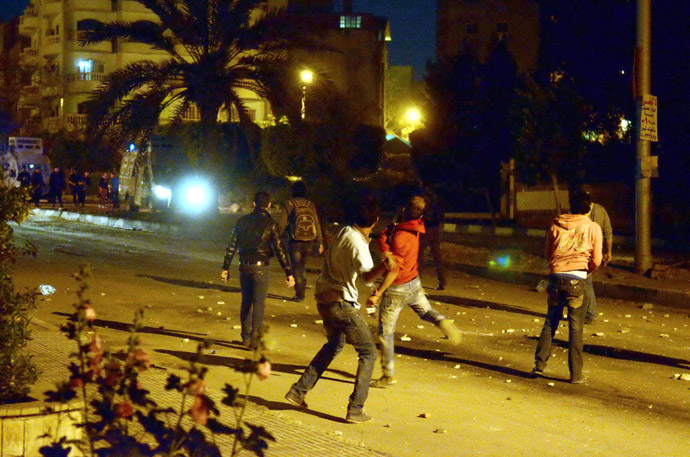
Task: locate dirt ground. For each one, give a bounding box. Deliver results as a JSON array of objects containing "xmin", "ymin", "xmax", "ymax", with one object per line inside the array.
[{"xmin": 12, "ymin": 217, "xmax": 690, "ymax": 457}]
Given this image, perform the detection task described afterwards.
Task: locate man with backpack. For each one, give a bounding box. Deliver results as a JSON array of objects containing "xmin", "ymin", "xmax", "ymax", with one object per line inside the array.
[{"xmin": 278, "ymin": 181, "xmax": 324, "ymax": 302}]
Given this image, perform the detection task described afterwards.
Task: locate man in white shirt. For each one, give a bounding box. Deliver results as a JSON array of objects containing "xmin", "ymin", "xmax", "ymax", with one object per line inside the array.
[{"xmin": 285, "ymin": 194, "xmax": 390, "ymax": 424}]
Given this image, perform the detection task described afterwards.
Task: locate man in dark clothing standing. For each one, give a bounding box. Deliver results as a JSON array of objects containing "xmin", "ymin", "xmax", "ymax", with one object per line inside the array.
[
  {"xmin": 68, "ymin": 169, "xmax": 84, "ymax": 207},
  {"xmin": 17, "ymin": 166, "xmax": 31, "ymax": 188},
  {"xmin": 31, "ymin": 168, "xmax": 44, "ymax": 206},
  {"xmin": 110, "ymin": 172, "xmax": 120, "ymax": 208},
  {"xmin": 277, "ymin": 181, "xmax": 324, "ymax": 302},
  {"xmin": 221, "ymin": 192, "xmax": 295, "ymax": 348},
  {"xmin": 48, "ymin": 167, "xmax": 65, "ymax": 209},
  {"xmin": 418, "ymin": 188, "xmax": 447, "ymax": 290}
]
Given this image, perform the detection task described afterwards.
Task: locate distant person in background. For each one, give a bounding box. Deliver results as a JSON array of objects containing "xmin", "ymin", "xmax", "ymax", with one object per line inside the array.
[
  {"xmin": 530, "ymin": 189, "xmax": 602, "ymax": 384},
  {"xmin": 48, "ymin": 166, "xmax": 65, "ymax": 209},
  {"xmin": 582, "ymin": 191, "xmax": 613, "ymax": 325},
  {"xmin": 277, "ymin": 181, "xmax": 324, "ymax": 302},
  {"xmin": 110, "ymin": 172, "xmax": 120, "ymax": 209},
  {"xmin": 98, "ymin": 173, "xmax": 109, "ymax": 208},
  {"xmin": 31, "ymin": 168, "xmax": 44, "ymax": 206},
  {"xmin": 418, "ymin": 187, "xmax": 447, "ymax": 290},
  {"xmin": 83, "ymin": 171, "xmax": 92, "ymax": 202},
  {"xmin": 68, "ymin": 169, "xmax": 84, "ymax": 207},
  {"xmin": 17, "ymin": 166, "xmax": 31, "ymax": 188}
]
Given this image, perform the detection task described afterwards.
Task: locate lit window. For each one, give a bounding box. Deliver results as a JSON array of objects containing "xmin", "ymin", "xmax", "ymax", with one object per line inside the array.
[
  {"xmin": 340, "ymin": 15, "xmax": 362, "ymax": 29},
  {"xmin": 466, "ymin": 23, "xmax": 477, "ymax": 34},
  {"xmin": 76, "ymin": 59, "xmax": 93, "ymax": 73},
  {"xmin": 496, "ymin": 22, "xmax": 509, "ymax": 33}
]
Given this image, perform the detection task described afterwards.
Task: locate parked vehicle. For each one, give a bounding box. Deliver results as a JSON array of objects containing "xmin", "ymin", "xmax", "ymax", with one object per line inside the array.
[
  {"xmin": 119, "ymin": 136, "xmax": 216, "ymax": 214},
  {"xmin": 0, "ymin": 137, "xmax": 51, "ymax": 195}
]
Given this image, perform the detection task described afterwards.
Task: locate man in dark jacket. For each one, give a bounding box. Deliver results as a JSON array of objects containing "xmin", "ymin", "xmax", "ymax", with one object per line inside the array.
[
  {"xmin": 31, "ymin": 168, "xmax": 44, "ymax": 206},
  {"xmin": 277, "ymin": 181, "xmax": 324, "ymax": 302},
  {"xmin": 48, "ymin": 166, "xmax": 65, "ymax": 209},
  {"xmin": 17, "ymin": 166, "xmax": 31, "ymax": 188},
  {"xmin": 221, "ymin": 191, "xmax": 295, "ymax": 347},
  {"xmin": 418, "ymin": 188, "xmax": 447, "ymax": 290}
]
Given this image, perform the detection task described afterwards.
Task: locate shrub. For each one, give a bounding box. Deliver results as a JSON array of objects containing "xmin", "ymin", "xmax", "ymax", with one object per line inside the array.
[
  {"xmin": 42, "ymin": 264, "xmax": 275, "ymax": 457},
  {"xmin": 0, "ymin": 178, "xmax": 38, "ymax": 403}
]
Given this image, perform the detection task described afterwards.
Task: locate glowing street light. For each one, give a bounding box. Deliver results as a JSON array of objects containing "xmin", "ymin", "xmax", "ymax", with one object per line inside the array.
[
  {"xmin": 300, "ymin": 69, "xmax": 314, "ymax": 120},
  {"xmin": 406, "ymin": 107, "xmax": 421, "ymax": 123}
]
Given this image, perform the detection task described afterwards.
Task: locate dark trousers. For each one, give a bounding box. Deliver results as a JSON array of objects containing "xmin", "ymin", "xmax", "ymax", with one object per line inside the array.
[
  {"xmin": 239, "ymin": 266, "xmax": 270, "ymax": 346},
  {"xmin": 419, "ymin": 226, "xmax": 446, "ymax": 286},
  {"xmin": 49, "ymin": 188, "xmax": 63, "ymax": 207},
  {"xmin": 290, "ymin": 301, "xmax": 376, "ymax": 414},
  {"xmin": 534, "ymin": 274, "xmax": 587, "ymax": 381},
  {"xmin": 288, "ymin": 241, "xmax": 312, "ymax": 300},
  {"xmin": 31, "ymin": 186, "xmax": 42, "ymax": 206},
  {"xmin": 112, "ymin": 190, "xmax": 120, "ymax": 208}
]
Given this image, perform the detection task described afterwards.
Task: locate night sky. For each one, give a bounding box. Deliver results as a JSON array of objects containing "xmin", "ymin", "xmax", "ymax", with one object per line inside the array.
[{"xmin": 0, "ymin": 0, "xmax": 435, "ymax": 77}]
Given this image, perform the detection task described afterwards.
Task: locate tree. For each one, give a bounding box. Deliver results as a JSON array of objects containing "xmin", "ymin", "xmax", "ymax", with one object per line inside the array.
[
  {"xmin": 511, "ymin": 72, "xmax": 593, "ymax": 214},
  {"xmin": 81, "ymin": 0, "xmax": 309, "ymax": 169}
]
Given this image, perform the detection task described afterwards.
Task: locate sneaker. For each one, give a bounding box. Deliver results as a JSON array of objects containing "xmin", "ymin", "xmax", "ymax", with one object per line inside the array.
[
  {"xmin": 570, "ymin": 377, "xmax": 587, "ymax": 384},
  {"xmin": 529, "ymin": 367, "xmax": 543, "ymax": 378},
  {"xmin": 284, "ymin": 390, "xmax": 308, "ymax": 408},
  {"xmin": 435, "ymin": 283, "xmax": 446, "ymax": 291},
  {"xmin": 439, "ymin": 319, "xmax": 462, "ymax": 345},
  {"xmin": 346, "ymin": 410, "xmax": 372, "ymax": 424},
  {"xmin": 370, "ymin": 375, "xmax": 397, "ymax": 388}
]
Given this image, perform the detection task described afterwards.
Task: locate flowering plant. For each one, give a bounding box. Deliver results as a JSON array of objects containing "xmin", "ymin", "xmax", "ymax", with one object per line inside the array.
[{"xmin": 41, "ymin": 264, "xmax": 274, "ymax": 457}]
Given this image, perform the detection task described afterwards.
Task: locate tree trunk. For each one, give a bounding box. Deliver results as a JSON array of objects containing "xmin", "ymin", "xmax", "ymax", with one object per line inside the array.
[{"xmin": 550, "ymin": 172, "xmax": 562, "ymax": 216}]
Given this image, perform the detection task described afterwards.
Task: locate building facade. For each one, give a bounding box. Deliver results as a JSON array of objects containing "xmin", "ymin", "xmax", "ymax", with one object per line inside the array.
[
  {"xmin": 436, "ymin": 0, "xmax": 538, "ymax": 74},
  {"xmin": 15, "ymin": 0, "xmax": 388, "ymax": 135}
]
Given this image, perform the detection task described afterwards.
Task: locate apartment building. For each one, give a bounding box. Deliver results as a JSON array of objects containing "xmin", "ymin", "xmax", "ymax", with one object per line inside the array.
[
  {"xmin": 16, "ymin": 0, "xmax": 388, "ymax": 134},
  {"xmin": 436, "ymin": 0, "xmax": 539, "ymax": 74},
  {"xmin": 16, "ymin": 0, "xmax": 274, "ymax": 134}
]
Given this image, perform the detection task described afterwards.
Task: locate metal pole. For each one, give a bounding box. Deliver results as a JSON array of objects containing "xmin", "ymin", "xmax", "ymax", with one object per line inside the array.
[
  {"xmin": 634, "ymin": 0, "xmax": 653, "ymax": 273},
  {"xmin": 301, "ymin": 85, "xmax": 306, "ymax": 120}
]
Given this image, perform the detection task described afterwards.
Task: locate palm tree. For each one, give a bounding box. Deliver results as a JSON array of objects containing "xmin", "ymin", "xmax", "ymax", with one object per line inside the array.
[{"xmin": 81, "ymin": 0, "xmax": 306, "ymax": 154}]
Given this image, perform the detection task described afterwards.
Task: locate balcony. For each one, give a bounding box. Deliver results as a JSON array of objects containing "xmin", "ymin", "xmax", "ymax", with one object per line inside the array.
[
  {"xmin": 42, "ymin": 34, "xmax": 62, "ymax": 56},
  {"xmin": 70, "ymin": 31, "xmax": 112, "ymax": 53},
  {"xmin": 66, "ymin": 72, "xmax": 107, "ymax": 93},
  {"xmin": 20, "ymin": 47, "xmax": 40, "ymax": 62},
  {"xmin": 18, "ymin": 12, "xmax": 39, "ymax": 35},
  {"xmin": 18, "ymin": 86, "xmax": 41, "ymax": 107},
  {"xmin": 45, "ymin": 114, "xmax": 89, "ymax": 133}
]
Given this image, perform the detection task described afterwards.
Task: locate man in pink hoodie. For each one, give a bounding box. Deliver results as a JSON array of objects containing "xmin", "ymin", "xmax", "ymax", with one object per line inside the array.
[{"xmin": 530, "ymin": 189, "xmax": 603, "ymax": 384}]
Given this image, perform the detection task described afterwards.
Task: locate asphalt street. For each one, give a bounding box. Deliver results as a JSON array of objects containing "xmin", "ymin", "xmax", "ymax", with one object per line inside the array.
[{"xmin": 12, "ymin": 217, "xmax": 690, "ymax": 457}]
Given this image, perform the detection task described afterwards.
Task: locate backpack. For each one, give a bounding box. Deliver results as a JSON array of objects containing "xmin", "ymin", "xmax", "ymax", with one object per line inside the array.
[{"xmin": 289, "ymin": 198, "xmax": 318, "ymax": 242}]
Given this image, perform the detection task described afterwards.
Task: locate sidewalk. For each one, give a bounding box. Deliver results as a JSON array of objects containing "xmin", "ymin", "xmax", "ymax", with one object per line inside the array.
[
  {"xmin": 28, "ymin": 317, "xmax": 391, "ymax": 457},
  {"xmin": 29, "ymin": 207, "xmax": 690, "ymax": 310}
]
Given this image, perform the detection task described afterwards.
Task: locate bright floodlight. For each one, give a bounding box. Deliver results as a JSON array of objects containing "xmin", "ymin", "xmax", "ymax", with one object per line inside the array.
[
  {"xmin": 406, "ymin": 107, "xmax": 421, "ymax": 123},
  {"xmin": 300, "ymin": 69, "xmax": 314, "ymax": 84},
  {"xmin": 186, "ymin": 185, "xmax": 207, "ymax": 206},
  {"xmin": 179, "ymin": 177, "xmax": 213, "ymax": 213},
  {"xmin": 153, "ymin": 184, "xmax": 171, "ymax": 200}
]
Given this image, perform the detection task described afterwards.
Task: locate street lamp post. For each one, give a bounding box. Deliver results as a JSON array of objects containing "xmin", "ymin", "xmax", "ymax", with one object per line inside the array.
[{"xmin": 300, "ymin": 69, "xmax": 314, "ymax": 120}]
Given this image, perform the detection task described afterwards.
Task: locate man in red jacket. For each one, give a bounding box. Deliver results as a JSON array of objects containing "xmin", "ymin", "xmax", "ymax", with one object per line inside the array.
[
  {"xmin": 367, "ymin": 195, "xmax": 461, "ymax": 388},
  {"xmin": 530, "ymin": 189, "xmax": 603, "ymax": 384}
]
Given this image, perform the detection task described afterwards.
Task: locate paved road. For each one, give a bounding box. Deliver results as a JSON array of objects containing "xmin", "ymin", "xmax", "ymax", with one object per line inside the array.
[{"xmin": 13, "ymin": 217, "xmax": 690, "ymax": 457}]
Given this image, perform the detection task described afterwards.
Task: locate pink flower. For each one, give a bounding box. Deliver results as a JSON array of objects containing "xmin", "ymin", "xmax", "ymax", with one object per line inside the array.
[
  {"xmin": 82, "ymin": 305, "xmax": 96, "ymax": 322},
  {"xmin": 115, "ymin": 402, "xmax": 134, "ymax": 419},
  {"xmin": 104, "ymin": 361, "xmax": 122, "ymax": 387},
  {"xmin": 126, "ymin": 348, "xmax": 151, "ymax": 371},
  {"xmin": 186, "ymin": 379, "xmax": 205, "ymax": 396},
  {"xmin": 189, "ymin": 395, "xmax": 210, "ymax": 426},
  {"xmin": 69, "ymin": 376, "xmax": 84, "ymax": 389},
  {"xmin": 89, "ymin": 334, "xmax": 103, "ymax": 356},
  {"xmin": 256, "ymin": 360, "xmax": 272, "ymax": 380}
]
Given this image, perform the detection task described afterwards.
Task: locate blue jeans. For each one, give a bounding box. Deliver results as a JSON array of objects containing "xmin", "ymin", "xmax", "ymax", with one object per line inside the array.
[
  {"xmin": 534, "ymin": 274, "xmax": 586, "ymax": 381},
  {"xmin": 583, "ymin": 274, "xmax": 596, "ymax": 320},
  {"xmin": 288, "ymin": 241, "xmax": 313, "ymax": 300},
  {"xmin": 239, "ymin": 266, "xmax": 270, "ymax": 346},
  {"xmin": 290, "ymin": 301, "xmax": 376, "ymax": 415},
  {"xmin": 378, "ymin": 276, "xmax": 445, "ymax": 377}
]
